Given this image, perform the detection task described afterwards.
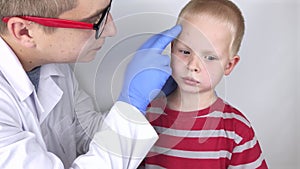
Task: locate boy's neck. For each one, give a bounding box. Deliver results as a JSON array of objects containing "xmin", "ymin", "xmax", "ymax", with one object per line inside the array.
[{"xmin": 167, "ymin": 89, "xmax": 218, "ymax": 112}]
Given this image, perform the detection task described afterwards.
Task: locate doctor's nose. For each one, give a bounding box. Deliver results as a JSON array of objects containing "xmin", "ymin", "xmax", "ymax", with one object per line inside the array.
[{"xmin": 101, "ymin": 13, "xmax": 117, "ymax": 38}]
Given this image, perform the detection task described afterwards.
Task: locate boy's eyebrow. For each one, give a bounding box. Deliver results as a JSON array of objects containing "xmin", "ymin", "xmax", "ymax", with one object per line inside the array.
[
  {"xmin": 175, "ymin": 40, "xmax": 192, "ymax": 50},
  {"xmin": 202, "ymin": 50, "xmax": 219, "ymax": 56},
  {"xmin": 174, "ymin": 39, "xmax": 187, "ymax": 47}
]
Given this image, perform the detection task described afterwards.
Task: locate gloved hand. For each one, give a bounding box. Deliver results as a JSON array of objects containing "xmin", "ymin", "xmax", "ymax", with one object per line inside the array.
[
  {"xmin": 161, "ymin": 76, "xmax": 178, "ymax": 96},
  {"xmin": 118, "ymin": 25, "xmax": 182, "ymax": 114}
]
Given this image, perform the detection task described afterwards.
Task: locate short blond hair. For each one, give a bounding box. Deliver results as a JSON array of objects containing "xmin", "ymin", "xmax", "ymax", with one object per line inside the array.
[
  {"xmin": 178, "ymin": 0, "xmax": 245, "ymax": 56},
  {"xmin": 0, "ymin": 0, "xmax": 78, "ymax": 35}
]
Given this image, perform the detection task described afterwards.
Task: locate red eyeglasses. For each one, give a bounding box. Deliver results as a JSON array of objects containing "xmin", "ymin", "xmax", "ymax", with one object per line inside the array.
[{"xmin": 1, "ymin": 2, "xmax": 111, "ymax": 39}]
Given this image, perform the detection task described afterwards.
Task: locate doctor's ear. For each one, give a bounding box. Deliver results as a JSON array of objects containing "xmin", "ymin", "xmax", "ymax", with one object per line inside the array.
[
  {"xmin": 5, "ymin": 17, "xmax": 36, "ymax": 48},
  {"xmin": 224, "ymin": 55, "xmax": 240, "ymax": 76}
]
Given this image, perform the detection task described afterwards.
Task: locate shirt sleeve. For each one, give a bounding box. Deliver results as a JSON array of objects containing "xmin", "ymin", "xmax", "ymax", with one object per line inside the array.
[
  {"xmin": 229, "ymin": 124, "xmax": 268, "ymax": 169},
  {"xmin": 72, "ymin": 101, "xmax": 158, "ymax": 169}
]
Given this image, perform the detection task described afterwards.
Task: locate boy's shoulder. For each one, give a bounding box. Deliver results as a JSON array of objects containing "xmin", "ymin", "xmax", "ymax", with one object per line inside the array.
[
  {"xmin": 220, "ymin": 99, "xmax": 248, "ymax": 118},
  {"xmin": 207, "ymin": 98, "xmax": 251, "ymax": 127}
]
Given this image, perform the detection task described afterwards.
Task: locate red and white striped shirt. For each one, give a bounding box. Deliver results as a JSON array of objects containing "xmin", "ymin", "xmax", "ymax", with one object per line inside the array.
[{"xmin": 142, "ymin": 97, "xmax": 268, "ymax": 169}]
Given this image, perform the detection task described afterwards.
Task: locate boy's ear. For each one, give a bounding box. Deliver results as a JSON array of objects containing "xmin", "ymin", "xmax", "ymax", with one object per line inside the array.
[
  {"xmin": 224, "ymin": 55, "xmax": 240, "ymax": 75},
  {"xmin": 6, "ymin": 17, "xmax": 36, "ymax": 48}
]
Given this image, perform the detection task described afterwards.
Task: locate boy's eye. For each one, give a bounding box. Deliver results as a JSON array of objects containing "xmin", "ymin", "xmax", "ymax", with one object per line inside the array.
[
  {"xmin": 179, "ymin": 49, "xmax": 191, "ymax": 55},
  {"xmin": 203, "ymin": 55, "xmax": 217, "ymax": 61}
]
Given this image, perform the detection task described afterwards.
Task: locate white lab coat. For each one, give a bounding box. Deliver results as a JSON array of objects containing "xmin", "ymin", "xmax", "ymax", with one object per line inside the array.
[{"xmin": 0, "ymin": 37, "xmax": 158, "ymax": 169}]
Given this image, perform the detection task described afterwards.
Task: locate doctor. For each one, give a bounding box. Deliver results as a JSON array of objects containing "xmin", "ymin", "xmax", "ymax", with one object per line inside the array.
[{"xmin": 0, "ymin": 0, "xmax": 181, "ymax": 168}]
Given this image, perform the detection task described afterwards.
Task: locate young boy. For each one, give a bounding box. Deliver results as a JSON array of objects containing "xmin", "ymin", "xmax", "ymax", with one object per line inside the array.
[{"xmin": 143, "ymin": 0, "xmax": 268, "ymax": 168}]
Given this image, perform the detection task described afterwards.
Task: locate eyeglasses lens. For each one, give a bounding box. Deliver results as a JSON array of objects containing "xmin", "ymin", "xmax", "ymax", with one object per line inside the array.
[{"xmin": 95, "ymin": 7, "xmax": 110, "ymax": 39}]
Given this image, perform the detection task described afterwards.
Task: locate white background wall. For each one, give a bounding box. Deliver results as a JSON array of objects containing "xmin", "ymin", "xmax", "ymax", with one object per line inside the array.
[{"xmin": 73, "ymin": 0, "xmax": 300, "ymax": 168}]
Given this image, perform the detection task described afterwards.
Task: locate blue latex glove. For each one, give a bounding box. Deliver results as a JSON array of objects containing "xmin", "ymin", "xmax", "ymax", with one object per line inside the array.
[
  {"xmin": 118, "ymin": 25, "xmax": 182, "ymax": 114},
  {"xmin": 161, "ymin": 76, "xmax": 178, "ymax": 96}
]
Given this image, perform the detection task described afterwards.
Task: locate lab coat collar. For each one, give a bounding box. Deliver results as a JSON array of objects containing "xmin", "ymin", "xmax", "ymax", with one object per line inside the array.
[
  {"xmin": 38, "ymin": 64, "xmax": 64, "ymax": 123},
  {"xmin": 0, "ymin": 37, "xmax": 34, "ymax": 101},
  {"xmin": 0, "ymin": 37, "xmax": 65, "ymax": 123},
  {"xmin": 40, "ymin": 63, "xmax": 65, "ymax": 78}
]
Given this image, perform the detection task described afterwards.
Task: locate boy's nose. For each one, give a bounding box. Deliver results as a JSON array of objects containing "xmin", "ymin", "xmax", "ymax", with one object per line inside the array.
[{"xmin": 187, "ymin": 55, "xmax": 201, "ymax": 72}]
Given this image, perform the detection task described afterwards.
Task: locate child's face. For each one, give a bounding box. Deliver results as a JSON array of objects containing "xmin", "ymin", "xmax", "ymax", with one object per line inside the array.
[{"xmin": 171, "ymin": 15, "xmax": 240, "ymax": 94}]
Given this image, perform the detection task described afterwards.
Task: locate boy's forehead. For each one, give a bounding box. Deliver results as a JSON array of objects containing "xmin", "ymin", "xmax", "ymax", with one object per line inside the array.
[
  {"xmin": 59, "ymin": 0, "xmax": 110, "ymax": 20},
  {"xmin": 177, "ymin": 16, "xmax": 233, "ymax": 57},
  {"xmin": 177, "ymin": 20, "xmax": 214, "ymax": 50}
]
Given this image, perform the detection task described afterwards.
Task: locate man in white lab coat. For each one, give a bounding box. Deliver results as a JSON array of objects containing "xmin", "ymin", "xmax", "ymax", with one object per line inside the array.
[{"xmin": 0, "ymin": 0, "xmax": 181, "ymax": 168}]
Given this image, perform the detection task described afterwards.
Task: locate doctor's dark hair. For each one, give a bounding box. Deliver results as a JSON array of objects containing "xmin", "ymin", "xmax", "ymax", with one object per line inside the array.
[
  {"xmin": 0, "ymin": 0, "xmax": 78, "ymax": 34},
  {"xmin": 178, "ymin": 0, "xmax": 245, "ymax": 56}
]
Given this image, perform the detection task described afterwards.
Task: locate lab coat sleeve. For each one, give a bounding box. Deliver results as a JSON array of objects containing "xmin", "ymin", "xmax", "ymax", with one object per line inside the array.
[{"xmin": 72, "ymin": 101, "xmax": 158, "ymax": 169}]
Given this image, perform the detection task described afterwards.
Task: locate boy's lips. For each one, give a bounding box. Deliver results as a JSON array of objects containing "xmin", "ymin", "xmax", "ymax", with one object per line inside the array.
[{"xmin": 182, "ymin": 77, "xmax": 200, "ymax": 86}]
